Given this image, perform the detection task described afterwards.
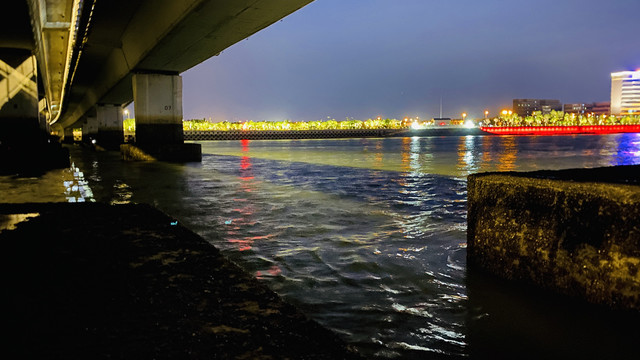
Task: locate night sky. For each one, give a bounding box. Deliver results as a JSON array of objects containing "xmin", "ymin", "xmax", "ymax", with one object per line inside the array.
[{"xmin": 179, "ymin": 0, "xmax": 640, "ymax": 121}]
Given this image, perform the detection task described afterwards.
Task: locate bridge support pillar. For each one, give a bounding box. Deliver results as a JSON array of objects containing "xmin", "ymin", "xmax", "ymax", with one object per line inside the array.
[
  {"xmin": 82, "ymin": 116, "xmax": 98, "ymax": 144},
  {"xmin": 126, "ymin": 73, "xmax": 200, "ymax": 162},
  {"xmin": 62, "ymin": 127, "xmax": 75, "ymax": 144},
  {"xmin": 96, "ymin": 104, "xmax": 124, "ymax": 150},
  {"xmin": 0, "ymin": 50, "xmax": 68, "ymax": 175}
]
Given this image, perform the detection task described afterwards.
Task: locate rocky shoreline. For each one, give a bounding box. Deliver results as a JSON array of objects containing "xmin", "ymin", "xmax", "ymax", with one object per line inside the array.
[{"xmin": 1, "ymin": 202, "xmax": 361, "ymax": 359}]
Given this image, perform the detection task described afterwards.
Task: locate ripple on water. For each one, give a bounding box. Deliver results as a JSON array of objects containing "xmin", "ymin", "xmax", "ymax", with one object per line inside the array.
[
  {"xmin": 184, "ymin": 151, "xmax": 474, "ymax": 358},
  {"xmin": 49, "ymin": 136, "xmax": 640, "ymax": 360}
]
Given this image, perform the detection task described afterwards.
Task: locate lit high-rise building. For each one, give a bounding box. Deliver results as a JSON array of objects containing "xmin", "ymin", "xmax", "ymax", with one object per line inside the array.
[{"xmin": 611, "ymin": 70, "xmax": 640, "ymax": 115}]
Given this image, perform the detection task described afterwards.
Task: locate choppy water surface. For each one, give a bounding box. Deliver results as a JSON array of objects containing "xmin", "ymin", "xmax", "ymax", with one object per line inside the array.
[{"xmin": 4, "ymin": 134, "xmax": 640, "ymax": 358}]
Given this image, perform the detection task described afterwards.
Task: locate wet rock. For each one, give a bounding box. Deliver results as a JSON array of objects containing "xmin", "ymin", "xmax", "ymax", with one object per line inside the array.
[{"xmin": 467, "ymin": 165, "xmax": 640, "ymax": 310}]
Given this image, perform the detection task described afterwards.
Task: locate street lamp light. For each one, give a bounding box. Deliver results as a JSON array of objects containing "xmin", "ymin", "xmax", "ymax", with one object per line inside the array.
[
  {"xmin": 462, "ymin": 112, "xmax": 467, "ymax": 123},
  {"xmin": 124, "ymin": 109, "xmax": 129, "ymax": 119},
  {"xmin": 484, "ymin": 110, "xmax": 489, "ymax": 119}
]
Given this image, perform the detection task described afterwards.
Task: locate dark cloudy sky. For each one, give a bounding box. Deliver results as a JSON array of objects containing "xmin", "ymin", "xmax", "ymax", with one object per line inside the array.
[{"xmin": 179, "ymin": 0, "xmax": 640, "ymax": 121}]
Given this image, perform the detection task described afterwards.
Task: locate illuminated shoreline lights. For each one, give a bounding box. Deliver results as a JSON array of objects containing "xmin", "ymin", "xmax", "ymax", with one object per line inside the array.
[
  {"xmin": 115, "ymin": 111, "xmax": 640, "ymax": 136},
  {"xmin": 481, "ymin": 110, "xmax": 640, "ymax": 135}
]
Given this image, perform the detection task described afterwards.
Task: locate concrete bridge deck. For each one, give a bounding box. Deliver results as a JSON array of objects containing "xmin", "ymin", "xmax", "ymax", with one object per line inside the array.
[{"xmin": 1, "ymin": 202, "xmax": 361, "ymax": 359}]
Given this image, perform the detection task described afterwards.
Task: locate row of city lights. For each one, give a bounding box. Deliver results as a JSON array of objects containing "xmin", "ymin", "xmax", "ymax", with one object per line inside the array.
[
  {"xmin": 397, "ymin": 108, "xmax": 613, "ymax": 123},
  {"xmin": 124, "ymin": 103, "xmax": 508, "ymax": 123},
  {"xmin": 396, "ymin": 110, "xmax": 494, "ymax": 124},
  {"xmin": 123, "ymin": 107, "xmax": 620, "ymax": 124},
  {"xmin": 396, "ymin": 109, "xmax": 506, "ymax": 122}
]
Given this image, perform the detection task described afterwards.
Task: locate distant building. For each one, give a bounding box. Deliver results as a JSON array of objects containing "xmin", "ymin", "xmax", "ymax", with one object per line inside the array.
[
  {"xmin": 592, "ymin": 102, "xmax": 611, "ymax": 115},
  {"xmin": 513, "ymin": 99, "xmax": 562, "ymax": 117},
  {"xmin": 564, "ymin": 103, "xmax": 589, "ymax": 114},
  {"xmin": 611, "ymin": 70, "xmax": 640, "ymax": 115},
  {"xmin": 433, "ymin": 117, "xmax": 452, "ymax": 125},
  {"xmin": 563, "ymin": 102, "xmax": 610, "ymax": 115}
]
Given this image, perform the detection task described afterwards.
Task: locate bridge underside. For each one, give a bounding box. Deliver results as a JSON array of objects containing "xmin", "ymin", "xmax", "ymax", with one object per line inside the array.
[
  {"xmin": 59, "ymin": 0, "xmax": 313, "ymax": 130},
  {"xmin": 0, "ymin": 0, "xmax": 313, "ymax": 171}
]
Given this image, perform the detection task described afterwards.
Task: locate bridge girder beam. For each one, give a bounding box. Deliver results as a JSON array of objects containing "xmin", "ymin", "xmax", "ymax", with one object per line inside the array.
[
  {"xmin": 27, "ymin": 0, "xmax": 79, "ymax": 123},
  {"xmin": 56, "ymin": 0, "xmax": 313, "ymax": 130}
]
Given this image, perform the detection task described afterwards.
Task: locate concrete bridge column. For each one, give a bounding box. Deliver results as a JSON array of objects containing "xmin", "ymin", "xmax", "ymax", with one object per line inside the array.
[
  {"xmin": 96, "ymin": 104, "xmax": 124, "ymax": 150},
  {"xmin": 62, "ymin": 127, "xmax": 75, "ymax": 144},
  {"xmin": 133, "ymin": 73, "xmax": 183, "ymax": 146},
  {"xmin": 82, "ymin": 116, "xmax": 98, "ymax": 144},
  {"xmin": 125, "ymin": 73, "xmax": 200, "ymax": 162}
]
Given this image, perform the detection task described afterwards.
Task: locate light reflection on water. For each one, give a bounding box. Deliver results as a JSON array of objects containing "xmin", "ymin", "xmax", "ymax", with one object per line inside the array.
[
  {"xmin": 202, "ymin": 134, "xmax": 640, "ymax": 177},
  {"xmin": 0, "ymin": 162, "xmax": 94, "ymax": 203},
  {"xmin": 186, "ymin": 134, "xmax": 640, "ymax": 359},
  {"xmin": 3, "ymin": 134, "xmax": 640, "ymax": 359}
]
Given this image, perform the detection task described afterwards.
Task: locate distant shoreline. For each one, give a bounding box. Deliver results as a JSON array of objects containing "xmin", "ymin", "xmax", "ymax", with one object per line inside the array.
[
  {"xmin": 121, "ymin": 124, "xmax": 640, "ymax": 142},
  {"xmin": 481, "ymin": 125, "xmax": 640, "ymax": 135},
  {"xmin": 182, "ymin": 127, "xmax": 484, "ymax": 140}
]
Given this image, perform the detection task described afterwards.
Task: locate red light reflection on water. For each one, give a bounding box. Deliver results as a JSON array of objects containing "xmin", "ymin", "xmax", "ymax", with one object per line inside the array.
[
  {"xmin": 241, "ymin": 139, "xmax": 250, "ymax": 152},
  {"xmin": 224, "ymin": 138, "xmax": 260, "ymax": 252},
  {"xmin": 240, "ymin": 158, "xmax": 251, "ymax": 171},
  {"xmin": 256, "ymin": 265, "xmax": 282, "ymax": 279},
  {"xmin": 227, "ymin": 239, "xmax": 252, "ymax": 252},
  {"xmin": 225, "ymin": 138, "xmax": 282, "ymax": 281}
]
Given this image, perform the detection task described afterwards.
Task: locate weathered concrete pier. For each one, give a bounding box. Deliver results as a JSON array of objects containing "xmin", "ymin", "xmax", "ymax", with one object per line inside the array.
[
  {"xmin": 1, "ymin": 202, "xmax": 361, "ymax": 359},
  {"xmin": 467, "ymin": 165, "xmax": 640, "ymax": 310}
]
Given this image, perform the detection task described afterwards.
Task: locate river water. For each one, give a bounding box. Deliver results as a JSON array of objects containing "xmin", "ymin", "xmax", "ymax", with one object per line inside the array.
[{"xmin": 3, "ymin": 133, "xmax": 640, "ymax": 358}]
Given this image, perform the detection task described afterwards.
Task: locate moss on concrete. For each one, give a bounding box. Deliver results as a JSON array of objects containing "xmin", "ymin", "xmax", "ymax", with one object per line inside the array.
[{"xmin": 467, "ymin": 165, "xmax": 640, "ymax": 310}]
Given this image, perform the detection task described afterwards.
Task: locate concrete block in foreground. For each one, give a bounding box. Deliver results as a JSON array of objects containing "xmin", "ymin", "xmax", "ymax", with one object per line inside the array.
[{"xmin": 467, "ymin": 165, "xmax": 640, "ymax": 310}]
